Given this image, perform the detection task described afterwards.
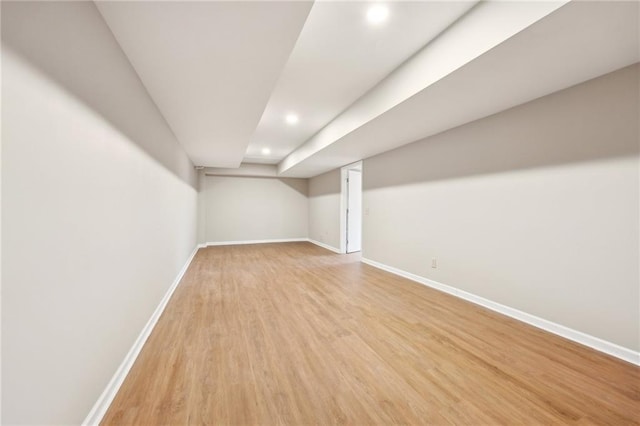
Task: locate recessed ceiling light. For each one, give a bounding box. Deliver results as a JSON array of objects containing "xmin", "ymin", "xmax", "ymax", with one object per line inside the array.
[
  {"xmin": 285, "ymin": 113, "xmax": 299, "ymax": 125},
  {"xmin": 367, "ymin": 4, "xmax": 389, "ymax": 25},
  {"xmin": 261, "ymin": 147, "xmax": 271, "ymax": 155}
]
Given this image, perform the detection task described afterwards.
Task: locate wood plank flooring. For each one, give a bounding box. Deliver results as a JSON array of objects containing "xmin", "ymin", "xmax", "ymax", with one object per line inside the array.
[{"xmin": 102, "ymin": 242, "xmax": 640, "ymax": 425}]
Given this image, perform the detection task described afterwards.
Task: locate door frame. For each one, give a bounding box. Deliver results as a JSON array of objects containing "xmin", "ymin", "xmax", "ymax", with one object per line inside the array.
[{"xmin": 340, "ymin": 161, "xmax": 363, "ymax": 254}]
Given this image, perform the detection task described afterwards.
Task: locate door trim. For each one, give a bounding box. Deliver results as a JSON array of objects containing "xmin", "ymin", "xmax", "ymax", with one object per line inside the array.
[{"xmin": 340, "ymin": 161, "xmax": 363, "ymax": 254}]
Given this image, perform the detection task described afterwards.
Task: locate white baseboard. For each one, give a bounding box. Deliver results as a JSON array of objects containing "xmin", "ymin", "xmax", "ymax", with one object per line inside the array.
[
  {"xmin": 307, "ymin": 239, "xmax": 342, "ymax": 254},
  {"xmin": 361, "ymin": 257, "xmax": 640, "ymax": 366},
  {"xmin": 204, "ymin": 238, "xmax": 307, "ymax": 247},
  {"xmin": 84, "ymin": 245, "xmax": 637, "ymax": 426},
  {"xmin": 203, "ymin": 238, "xmax": 341, "ymax": 255},
  {"xmin": 82, "ymin": 245, "xmax": 201, "ymax": 426}
]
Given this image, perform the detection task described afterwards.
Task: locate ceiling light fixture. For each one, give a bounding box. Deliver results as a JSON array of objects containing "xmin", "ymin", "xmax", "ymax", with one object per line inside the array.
[
  {"xmin": 261, "ymin": 147, "xmax": 271, "ymax": 155},
  {"xmin": 367, "ymin": 4, "xmax": 389, "ymax": 25},
  {"xmin": 285, "ymin": 113, "xmax": 299, "ymax": 125}
]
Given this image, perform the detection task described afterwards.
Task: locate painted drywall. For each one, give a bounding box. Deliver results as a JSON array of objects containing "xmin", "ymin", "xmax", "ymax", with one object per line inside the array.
[
  {"xmin": 363, "ymin": 64, "xmax": 639, "ymax": 351},
  {"xmin": 197, "ymin": 170, "xmax": 208, "ymax": 245},
  {"xmin": 308, "ymin": 169, "xmax": 342, "ymax": 250},
  {"xmin": 1, "ymin": 2, "xmax": 198, "ymax": 424},
  {"xmin": 202, "ymin": 175, "xmax": 308, "ymax": 243}
]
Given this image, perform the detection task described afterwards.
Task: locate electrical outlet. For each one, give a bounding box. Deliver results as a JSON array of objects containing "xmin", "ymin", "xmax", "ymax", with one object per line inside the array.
[
  {"xmin": 431, "ymin": 258, "xmax": 437, "ymax": 268},
  {"xmin": 364, "ymin": 207, "xmax": 370, "ymax": 216}
]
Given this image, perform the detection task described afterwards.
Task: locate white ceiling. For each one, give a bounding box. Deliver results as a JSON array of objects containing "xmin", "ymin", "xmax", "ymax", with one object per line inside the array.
[
  {"xmin": 95, "ymin": 1, "xmax": 312, "ymax": 168},
  {"xmin": 96, "ymin": 1, "xmax": 639, "ymax": 178},
  {"xmin": 244, "ymin": 1, "xmax": 477, "ymax": 164},
  {"xmin": 279, "ymin": 0, "xmax": 640, "ymax": 177}
]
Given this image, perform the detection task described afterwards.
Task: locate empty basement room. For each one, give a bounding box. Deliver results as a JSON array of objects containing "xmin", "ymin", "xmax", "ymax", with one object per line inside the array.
[{"xmin": 2, "ymin": 0, "xmax": 639, "ymax": 424}]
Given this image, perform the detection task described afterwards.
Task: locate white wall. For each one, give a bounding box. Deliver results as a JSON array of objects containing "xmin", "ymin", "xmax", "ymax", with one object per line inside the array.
[
  {"xmin": 308, "ymin": 169, "xmax": 342, "ymax": 251},
  {"xmin": 362, "ymin": 64, "xmax": 639, "ymax": 352},
  {"xmin": 1, "ymin": 2, "xmax": 198, "ymax": 424},
  {"xmin": 202, "ymin": 175, "xmax": 308, "ymax": 243}
]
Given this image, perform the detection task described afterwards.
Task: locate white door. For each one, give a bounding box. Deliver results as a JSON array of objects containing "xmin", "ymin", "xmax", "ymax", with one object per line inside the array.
[{"xmin": 346, "ymin": 169, "xmax": 362, "ymax": 253}]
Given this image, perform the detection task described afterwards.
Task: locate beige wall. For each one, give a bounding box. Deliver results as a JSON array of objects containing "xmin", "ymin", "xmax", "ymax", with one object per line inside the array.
[
  {"xmin": 202, "ymin": 175, "xmax": 308, "ymax": 243},
  {"xmin": 2, "ymin": 2, "xmax": 197, "ymax": 424},
  {"xmin": 362, "ymin": 64, "xmax": 639, "ymax": 351},
  {"xmin": 308, "ymin": 169, "xmax": 342, "ymax": 250}
]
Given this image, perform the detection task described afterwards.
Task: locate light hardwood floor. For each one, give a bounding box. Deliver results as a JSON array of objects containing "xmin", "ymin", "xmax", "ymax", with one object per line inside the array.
[{"xmin": 102, "ymin": 242, "xmax": 639, "ymax": 425}]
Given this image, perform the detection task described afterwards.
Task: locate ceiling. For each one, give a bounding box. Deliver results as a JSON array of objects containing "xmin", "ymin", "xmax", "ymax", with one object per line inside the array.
[
  {"xmin": 243, "ymin": 1, "xmax": 477, "ymax": 164},
  {"xmin": 279, "ymin": 0, "xmax": 640, "ymax": 177},
  {"xmin": 95, "ymin": 1, "xmax": 312, "ymax": 168},
  {"xmin": 96, "ymin": 1, "xmax": 640, "ymax": 177}
]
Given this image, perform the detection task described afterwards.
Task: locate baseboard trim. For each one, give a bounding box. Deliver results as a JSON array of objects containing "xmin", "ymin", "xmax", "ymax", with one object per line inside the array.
[
  {"xmin": 82, "ymin": 245, "xmax": 201, "ymax": 425},
  {"xmin": 307, "ymin": 239, "xmax": 342, "ymax": 254},
  {"xmin": 202, "ymin": 238, "xmax": 341, "ymax": 254},
  {"xmin": 204, "ymin": 238, "xmax": 307, "ymax": 247},
  {"xmin": 361, "ymin": 257, "xmax": 640, "ymax": 366}
]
